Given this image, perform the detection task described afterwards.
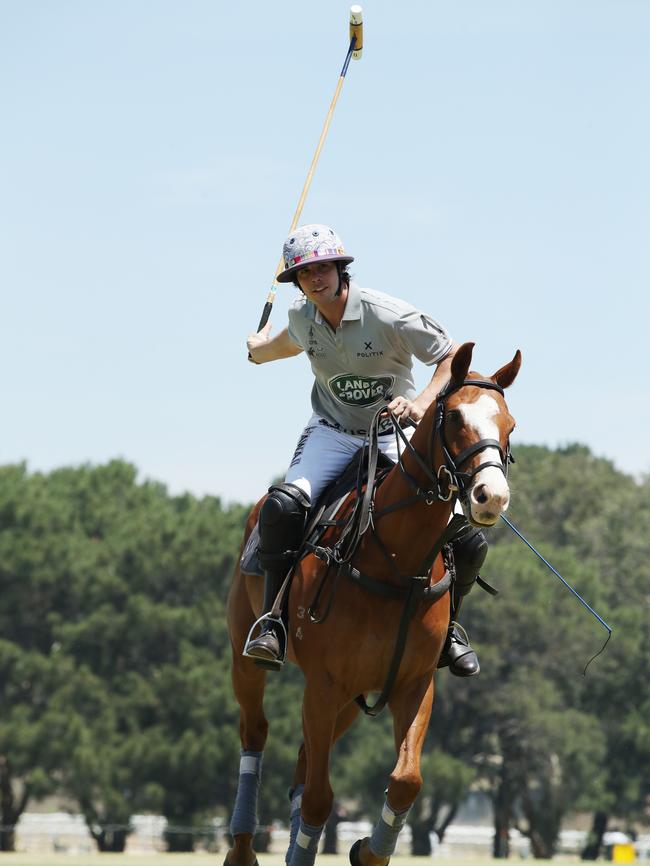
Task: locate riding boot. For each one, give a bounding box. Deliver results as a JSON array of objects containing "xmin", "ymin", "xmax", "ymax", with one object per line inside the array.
[
  {"xmin": 437, "ymin": 522, "xmax": 487, "ymax": 677},
  {"xmin": 244, "ymin": 482, "xmax": 310, "ymax": 672},
  {"xmin": 437, "ymin": 613, "xmax": 480, "ymax": 677},
  {"xmin": 245, "ymin": 566, "xmax": 286, "ymax": 670}
]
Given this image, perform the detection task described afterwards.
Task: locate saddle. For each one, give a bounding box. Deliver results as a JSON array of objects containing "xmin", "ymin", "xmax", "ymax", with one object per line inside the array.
[{"xmin": 240, "ymin": 446, "xmax": 396, "ymax": 579}]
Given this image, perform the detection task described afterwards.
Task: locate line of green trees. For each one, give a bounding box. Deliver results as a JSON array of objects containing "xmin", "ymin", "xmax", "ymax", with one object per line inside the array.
[{"xmin": 0, "ymin": 445, "xmax": 647, "ymax": 856}]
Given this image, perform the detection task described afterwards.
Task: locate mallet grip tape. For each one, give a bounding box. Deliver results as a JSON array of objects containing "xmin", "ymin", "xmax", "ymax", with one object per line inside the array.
[
  {"xmin": 247, "ymin": 301, "xmax": 274, "ymax": 362},
  {"xmin": 256, "ymin": 301, "xmax": 273, "ymax": 332}
]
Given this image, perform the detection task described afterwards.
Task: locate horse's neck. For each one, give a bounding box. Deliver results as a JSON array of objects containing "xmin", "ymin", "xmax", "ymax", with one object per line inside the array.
[{"xmin": 362, "ymin": 419, "xmax": 453, "ymax": 577}]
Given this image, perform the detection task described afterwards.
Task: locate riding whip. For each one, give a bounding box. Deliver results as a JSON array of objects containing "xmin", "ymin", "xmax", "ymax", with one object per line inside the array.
[{"xmin": 253, "ymin": 6, "xmax": 364, "ymax": 335}]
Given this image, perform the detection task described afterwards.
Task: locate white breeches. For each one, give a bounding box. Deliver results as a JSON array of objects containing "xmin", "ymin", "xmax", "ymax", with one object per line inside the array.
[{"xmin": 284, "ymin": 413, "xmax": 415, "ymax": 504}]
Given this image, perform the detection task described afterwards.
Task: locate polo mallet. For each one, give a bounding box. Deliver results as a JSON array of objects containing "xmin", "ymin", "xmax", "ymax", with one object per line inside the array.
[{"xmin": 253, "ymin": 6, "xmax": 364, "ymax": 336}]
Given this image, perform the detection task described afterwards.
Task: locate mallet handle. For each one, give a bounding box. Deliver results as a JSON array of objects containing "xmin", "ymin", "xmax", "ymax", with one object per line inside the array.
[
  {"xmin": 264, "ymin": 34, "xmax": 356, "ymax": 308},
  {"xmin": 250, "ymin": 12, "xmax": 362, "ymax": 345}
]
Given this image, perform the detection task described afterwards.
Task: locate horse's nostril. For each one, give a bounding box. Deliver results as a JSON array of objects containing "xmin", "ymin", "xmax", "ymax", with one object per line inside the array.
[{"xmin": 474, "ymin": 484, "xmax": 489, "ymax": 504}]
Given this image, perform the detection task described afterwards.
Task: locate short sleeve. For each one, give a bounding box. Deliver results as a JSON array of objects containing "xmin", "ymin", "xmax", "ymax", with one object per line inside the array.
[
  {"xmin": 287, "ymin": 307, "xmax": 305, "ymax": 350},
  {"xmin": 396, "ymin": 310, "xmax": 452, "ymax": 365}
]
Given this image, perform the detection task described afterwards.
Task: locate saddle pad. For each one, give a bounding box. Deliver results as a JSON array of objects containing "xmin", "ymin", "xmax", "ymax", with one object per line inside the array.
[{"xmin": 240, "ymin": 524, "xmax": 262, "ymax": 577}]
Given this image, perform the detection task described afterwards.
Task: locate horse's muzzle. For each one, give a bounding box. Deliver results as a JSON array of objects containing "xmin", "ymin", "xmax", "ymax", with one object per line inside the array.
[{"xmin": 467, "ymin": 473, "xmax": 510, "ymax": 526}]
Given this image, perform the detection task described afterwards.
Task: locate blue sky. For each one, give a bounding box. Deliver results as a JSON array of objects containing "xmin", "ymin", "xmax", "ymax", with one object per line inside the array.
[{"xmin": 2, "ymin": 1, "xmax": 648, "ymax": 504}]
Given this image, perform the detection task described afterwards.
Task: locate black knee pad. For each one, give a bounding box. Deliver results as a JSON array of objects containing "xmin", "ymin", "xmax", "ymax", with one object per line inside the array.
[
  {"xmin": 451, "ymin": 526, "xmax": 488, "ymax": 596},
  {"xmin": 258, "ymin": 483, "xmax": 310, "ymax": 569}
]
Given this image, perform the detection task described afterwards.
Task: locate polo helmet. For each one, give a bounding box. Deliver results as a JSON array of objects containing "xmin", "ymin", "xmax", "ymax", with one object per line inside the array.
[{"xmin": 276, "ymin": 224, "xmax": 354, "ymax": 283}]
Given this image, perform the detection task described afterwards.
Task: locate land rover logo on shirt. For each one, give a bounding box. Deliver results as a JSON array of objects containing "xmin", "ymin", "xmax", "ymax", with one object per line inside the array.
[{"xmin": 328, "ymin": 374, "xmax": 395, "ymax": 407}]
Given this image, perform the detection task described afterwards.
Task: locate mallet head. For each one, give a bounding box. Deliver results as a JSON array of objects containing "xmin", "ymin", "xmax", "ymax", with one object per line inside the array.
[{"xmin": 350, "ymin": 5, "xmax": 363, "ymax": 60}]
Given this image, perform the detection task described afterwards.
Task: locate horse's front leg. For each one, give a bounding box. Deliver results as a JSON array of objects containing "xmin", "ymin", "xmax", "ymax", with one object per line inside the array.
[
  {"xmin": 286, "ymin": 700, "xmax": 360, "ymax": 866},
  {"xmin": 286, "ymin": 681, "xmax": 344, "ymax": 866},
  {"xmin": 351, "ymin": 677, "xmax": 434, "ymax": 866},
  {"xmin": 225, "ymin": 572, "xmax": 269, "ymax": 866}
]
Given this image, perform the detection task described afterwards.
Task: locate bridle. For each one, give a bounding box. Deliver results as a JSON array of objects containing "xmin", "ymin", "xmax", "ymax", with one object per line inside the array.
[{"xmin": 387, "ymin": 377, "xmax": 513, "ymax": 510}]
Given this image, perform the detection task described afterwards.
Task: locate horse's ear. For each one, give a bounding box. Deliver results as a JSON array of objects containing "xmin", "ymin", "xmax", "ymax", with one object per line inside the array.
[
  {"xmin": 450, "ymin": 342, "xmax": 474, "ymax": 383},
  {"xmin": 492, "ymin": 349, "xmax": 522, "ymax": 389}
]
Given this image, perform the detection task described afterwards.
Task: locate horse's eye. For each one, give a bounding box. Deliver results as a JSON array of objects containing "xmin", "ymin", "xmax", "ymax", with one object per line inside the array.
[{"xmin": 446, "ymin": 410, "xmax": 461, "ymax": 424}]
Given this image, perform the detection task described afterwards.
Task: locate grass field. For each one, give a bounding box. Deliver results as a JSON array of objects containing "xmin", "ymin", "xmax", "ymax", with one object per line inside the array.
[{"xmin": 0, "ymin": 856, "xmax": 580, "ymax": 866}]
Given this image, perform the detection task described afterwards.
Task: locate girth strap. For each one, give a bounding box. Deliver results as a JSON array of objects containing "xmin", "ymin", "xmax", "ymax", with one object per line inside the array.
[{"xmin": 341, "ymin": 562, "xmax": 452, "ymax": 602}]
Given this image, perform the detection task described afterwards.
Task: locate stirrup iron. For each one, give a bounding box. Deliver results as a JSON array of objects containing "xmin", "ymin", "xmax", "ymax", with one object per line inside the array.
[{"xmin": 243, "ymin": 613, "xmax": 288, "ymax": 666}]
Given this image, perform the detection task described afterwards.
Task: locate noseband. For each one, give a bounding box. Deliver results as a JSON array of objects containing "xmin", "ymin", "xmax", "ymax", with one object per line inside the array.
[{"xmin": 392, "ymin": 378, "xmax": 513, "ymax": 507}]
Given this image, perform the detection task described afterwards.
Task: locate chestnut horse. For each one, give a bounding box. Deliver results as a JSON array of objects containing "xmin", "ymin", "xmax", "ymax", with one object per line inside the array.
[{"xmin": 226, "ymin": 342, "xmax": 521, "ymax": 866}]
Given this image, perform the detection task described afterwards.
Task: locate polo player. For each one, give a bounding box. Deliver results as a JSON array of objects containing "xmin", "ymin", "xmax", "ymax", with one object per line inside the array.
[{"xmin": 245, "ymin": 224, "xmax": 489, "ymax": 676}]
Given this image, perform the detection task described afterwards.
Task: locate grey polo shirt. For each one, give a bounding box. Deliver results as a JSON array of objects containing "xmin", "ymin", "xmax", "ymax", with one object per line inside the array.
[{"xmin": 287, "ymin": 282, "xmax": 452, "ymax": 435}]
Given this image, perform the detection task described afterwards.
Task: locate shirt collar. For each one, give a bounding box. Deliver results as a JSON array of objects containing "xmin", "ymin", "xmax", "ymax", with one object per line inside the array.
[
  {"xmin": 311, "ymin": 281, "xmax": 361, "ymax": 326},
  {"xmin": 342, "ymin": 281, "xmax": 361, "ymax": 321}
]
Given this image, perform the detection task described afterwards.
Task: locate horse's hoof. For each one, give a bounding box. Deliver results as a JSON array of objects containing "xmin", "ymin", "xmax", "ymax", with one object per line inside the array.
[
  {"xmin": 349, "ymin": 838, "xmax": 365, "ymax": 866},
  {"xmin": 350, "ymin": 838, "xmax": 390, "ymax": 866},
  {"xmin": 223, "ymin": 858, "xmax": 258, "ymax": 866}
]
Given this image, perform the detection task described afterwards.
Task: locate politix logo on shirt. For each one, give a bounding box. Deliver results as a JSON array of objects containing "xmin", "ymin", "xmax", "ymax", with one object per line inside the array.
[{"xmin": 328, "ymin": 374, "xmax": 395, "ymax": 407}]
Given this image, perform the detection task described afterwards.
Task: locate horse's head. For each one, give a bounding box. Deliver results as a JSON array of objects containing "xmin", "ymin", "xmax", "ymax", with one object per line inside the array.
[{"xmin": 433, "ymin": 342, "xmax": 521, "ymax": 527}]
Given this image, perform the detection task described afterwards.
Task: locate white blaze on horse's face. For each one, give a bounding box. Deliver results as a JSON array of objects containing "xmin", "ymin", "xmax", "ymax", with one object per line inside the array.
[{"xmin": 458, "ymin": 394, "xmax": 511, "ymax": 526}]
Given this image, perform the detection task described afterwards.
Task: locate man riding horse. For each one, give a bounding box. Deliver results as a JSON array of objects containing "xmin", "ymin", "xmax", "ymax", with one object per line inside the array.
[{"xmin": 246, "ymin": 224, "xmax": 488, "ymax": 677}]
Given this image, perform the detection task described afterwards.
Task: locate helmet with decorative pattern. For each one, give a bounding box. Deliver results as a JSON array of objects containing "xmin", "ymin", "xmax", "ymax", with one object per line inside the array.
[{"xmin": 276, "ymin": 224, "xmax": 354, "ymax": 283}]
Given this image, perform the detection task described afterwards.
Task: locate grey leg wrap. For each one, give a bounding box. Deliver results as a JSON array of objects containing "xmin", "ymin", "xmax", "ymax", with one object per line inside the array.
[
  {"xmin": 288, "ymin": 817, "xmax": 323, "ymax": 866},
  {"xmin": 230, "ymin": 750, "xmax": 263, "ymax": 837},
  {"xmin": 285, "ymin": 784, "xmax": 305, "ymax": 866},
  {"xmin": 369, "ymin": 800, "xmax": 410, "ymax": 858}
]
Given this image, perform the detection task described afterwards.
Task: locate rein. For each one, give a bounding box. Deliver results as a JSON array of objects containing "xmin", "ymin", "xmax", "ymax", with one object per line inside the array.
[{"xmin": 306, "ymin": 376, "xmax": 512, "ymax": 716}]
